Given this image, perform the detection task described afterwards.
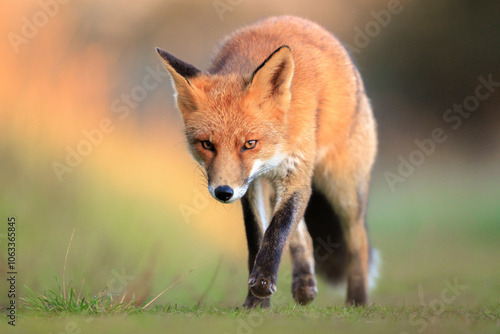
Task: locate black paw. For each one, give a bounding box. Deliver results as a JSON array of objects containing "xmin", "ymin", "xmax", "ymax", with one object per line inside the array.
[
  {"xmin": 292, "ymin": 273, "xmax": 317, "ymax": 305},
  {"xmin": 248, "ymin": 271, "xmax": 277, "ymax": 298}
]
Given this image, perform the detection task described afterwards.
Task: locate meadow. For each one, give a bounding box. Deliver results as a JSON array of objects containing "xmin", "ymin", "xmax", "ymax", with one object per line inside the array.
[
  {"xmin": 1, "ymin": 1, "xmax": 499, "ymax": 333},
  {"xmin": 1, "ymin": 140, "xmax": 499, "ymax": 333}
]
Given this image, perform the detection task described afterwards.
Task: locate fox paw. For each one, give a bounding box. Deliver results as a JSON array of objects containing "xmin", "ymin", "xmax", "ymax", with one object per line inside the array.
[
  {"xmin": 292, "ymin": 274, "xmax": 317, "ymax": 305},
  {"xmin": 248, "ymin": 272, "xmax": 277, "ymax": 298}
]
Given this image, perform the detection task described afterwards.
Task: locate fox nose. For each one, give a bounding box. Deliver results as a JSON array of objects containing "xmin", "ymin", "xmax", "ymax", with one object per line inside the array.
[{"xmin": 214, "ymin": 185, "xmax": 234, "ymax": 202}]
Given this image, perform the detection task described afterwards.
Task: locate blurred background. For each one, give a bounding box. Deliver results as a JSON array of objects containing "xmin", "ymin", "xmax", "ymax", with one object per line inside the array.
[{"xmin": 1, "ymin": 0, "xmax": 499, "ymax": 309}]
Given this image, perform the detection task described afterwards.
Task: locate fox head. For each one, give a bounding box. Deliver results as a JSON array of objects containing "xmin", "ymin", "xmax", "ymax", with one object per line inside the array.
[{"xmin": 157, "ymin": 46, "xmax": 294, "ymax": 203}]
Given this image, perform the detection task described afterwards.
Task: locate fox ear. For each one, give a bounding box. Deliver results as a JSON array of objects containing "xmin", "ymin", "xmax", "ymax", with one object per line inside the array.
[
  {"xmin": 156, "ymin": 47, "xmax": 201, "ymax": 113},
  {"xmin": 249, "ymin": 45, "xmax": 294, "ymax": 110}
]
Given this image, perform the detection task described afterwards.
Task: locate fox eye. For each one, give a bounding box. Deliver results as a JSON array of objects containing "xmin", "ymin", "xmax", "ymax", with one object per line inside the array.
[
  {"xmin": 243, "ymin": 140, "xmax": 258, "ymax": 150},
  {"xmin": 201, "ymin": 140, "xmax": 215, "ymax": 151}
]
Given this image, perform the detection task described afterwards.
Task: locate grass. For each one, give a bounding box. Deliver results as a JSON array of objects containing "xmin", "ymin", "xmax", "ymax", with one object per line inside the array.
[
  {"xmin": 20, "ymin": 228, "xmax": 140, "ymax": 316},
  {"xmin": 13, "ymin": 209, "xmax": 500, "ymax": 334},
  {"xmin": 17, "ymin": 270, "xmax": 500, "ymax": 332},
  {"xmin": 20, "ymin": 231, "xmax": 196, "ymax": 317},
  {"xmin": 22, "ymin": 280, "xmax": 138, "ymax": 316},
  {"xmin": 11, "ymin": 302, "xmax": 500, "ymax": 334},
  {"xmin": 20, "ymin": 290, "xmax": 500, "ymax": 321}
]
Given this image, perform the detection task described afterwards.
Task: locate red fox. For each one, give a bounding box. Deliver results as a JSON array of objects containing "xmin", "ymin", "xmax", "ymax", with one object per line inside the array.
[{"xmin": 157, "ymin": 15, "xmax": 378, "ymax": 307}]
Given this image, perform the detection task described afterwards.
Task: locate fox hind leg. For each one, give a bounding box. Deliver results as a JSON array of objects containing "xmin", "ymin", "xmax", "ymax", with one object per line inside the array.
[
  {"xmin": 313, "ymin": 160, "xmax": 373, "ymax": 306},
  {"xmin": 289, "ymin": 218, "xmax": 317, "ymax": 305}
]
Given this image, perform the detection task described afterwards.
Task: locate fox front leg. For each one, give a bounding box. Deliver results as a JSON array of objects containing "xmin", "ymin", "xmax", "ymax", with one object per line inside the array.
[
  {"xmin": 248, "ymin": 189, "xmax": 310, "ymax": 300},
  {"xmin": 241, "ymin": 192, "xmax": 270, "ymax": 308}
]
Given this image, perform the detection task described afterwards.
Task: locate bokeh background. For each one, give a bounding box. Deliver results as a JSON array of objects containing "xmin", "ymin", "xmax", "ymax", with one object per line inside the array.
[{"xmin": 1, "ymin": 0, "xmax": 499, "ymax": 309}]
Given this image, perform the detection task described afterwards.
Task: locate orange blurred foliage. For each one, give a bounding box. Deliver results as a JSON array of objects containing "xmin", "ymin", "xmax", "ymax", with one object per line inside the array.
[{"xmin": 0, "ymin": 1, "xmax": 246, "ymax": 257}]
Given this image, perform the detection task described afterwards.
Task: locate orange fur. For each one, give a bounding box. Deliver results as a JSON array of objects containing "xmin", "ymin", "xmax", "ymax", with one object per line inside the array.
[{"xmin": 157, "ymin": 16, "xmax": 377, "ymax": 306}]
